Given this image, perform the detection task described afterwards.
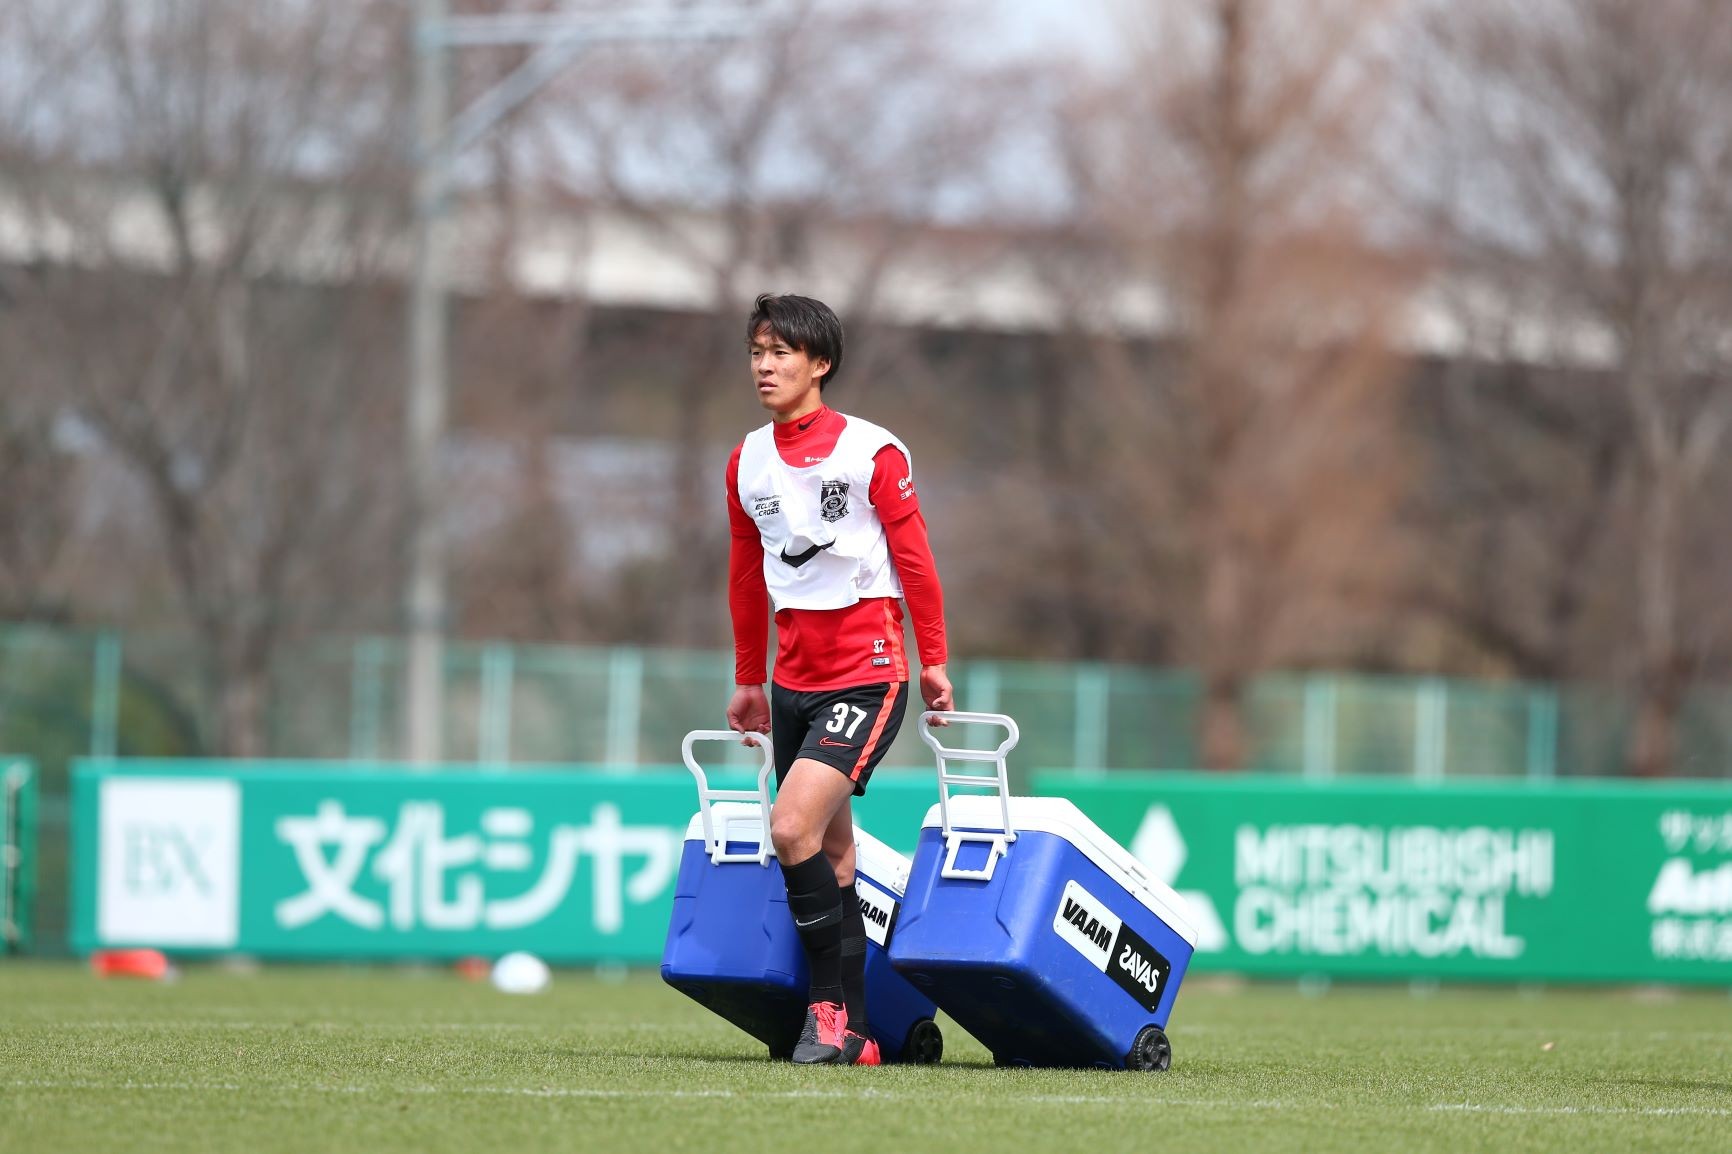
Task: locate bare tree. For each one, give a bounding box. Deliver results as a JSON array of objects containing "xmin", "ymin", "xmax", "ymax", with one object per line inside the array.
[
  {"xmin": 0, "ymin": 0, "xmax": 410, "ymax": 755},
  {"xmin": 508, "ymin": 0, "xmax": 1031, "ymax": 647},
  {"xmin": 1398, "ymin": 354, "xmax": 1631, "ymax": 679},
  {"xmin": 0, "ymin": 399, "xmax": 79, "ymax": 620},
  {"xmin": 1040, "ymin": 0, "xmax": 1418, "ymax": 768},
  {"xmin": 1411, "ymin": 0, "xmax": 1732, "ymax": 775}
]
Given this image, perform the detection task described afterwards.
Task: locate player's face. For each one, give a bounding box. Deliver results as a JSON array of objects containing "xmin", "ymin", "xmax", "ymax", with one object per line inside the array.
[{"xmin": 749, "ymin": 326, "xmax": 829, "ymax": 421}]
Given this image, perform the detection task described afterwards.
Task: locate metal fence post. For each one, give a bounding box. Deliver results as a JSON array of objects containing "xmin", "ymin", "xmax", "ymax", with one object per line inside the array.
[
  {"xmin": 1302, "ymin": 675, "xmax": 1337, "ymax": 780},
  {"xmin": 1527, "ymin": 686, "xmax": 1559, "ymax": 780},
  {"xmin": 606, "ymin": 647, "xmax": 643, "ymax": 769},
  {"xmin": 965, "ymin": 661, "xmax": 1000, "ymax": 715},
  {"xmin": 350, "ymin": 638, "xmax": 388, "ymax": 762},
  {"xmin": 91, "ymin": 632, "xmax": 122, "ymax": 761},
  {"xmin": 1414, "ymin": 678, "xmax": 1448, "ymax": 781},
  {"xmin": 1073, "ymin": 663, "xmax": 1108, "ymax": 776},
  {"xmin": 479, "ymin": 643, "xmax": 515, "ymax": 769}
]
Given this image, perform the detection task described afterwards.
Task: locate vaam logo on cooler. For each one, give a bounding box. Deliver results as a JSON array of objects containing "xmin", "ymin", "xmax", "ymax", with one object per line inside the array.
[
  {"xmin": 1051, "ymin": 879, "xmax": 1171, "ymax": 1013},
  {"xmin": 854, "ymin": 878, "xmax": 900, "ymax": 949},
  {"xmin": 1230, "ymin": 824, "xmax": 1554, "ymax": 959}
]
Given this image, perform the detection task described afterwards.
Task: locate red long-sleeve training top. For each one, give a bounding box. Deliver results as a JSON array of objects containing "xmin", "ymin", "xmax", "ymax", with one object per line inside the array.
[{"xmin": 726, "ymin": 406, "xmax": 947, "ymax": 691}]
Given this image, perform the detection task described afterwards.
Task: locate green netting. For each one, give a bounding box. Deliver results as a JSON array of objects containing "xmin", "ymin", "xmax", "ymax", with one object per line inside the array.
[
  {"xmin": 3, "ymin": 624, "xmax": 1730, "ymax": 781},
  {"xmin": 508, "ymin": 647, "xmax": 615, "ymax": 767},
  {"xmin": 1431, "ymin": 683, "xmax": 1534, "ymax": 778}
]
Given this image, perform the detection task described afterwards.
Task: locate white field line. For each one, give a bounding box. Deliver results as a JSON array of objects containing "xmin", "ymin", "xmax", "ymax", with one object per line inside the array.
[
  {"xmin": 0, "ymin": 1081, "xmax": 1318, "ymax": 1108},
  {"xmin": 1429, "ymin": 1103, "xmax": 1732, "ymax": 1119},
  {"xmin": 28, "ymin": 1021, "xmax": 1732, "ymax": 1044},
  {"xmin": 8, "ymin": 1080, "xmax": 1731, "ymax": 1117},
  {"xmin": 6, "ymin": 1020, "xmax": 684, "ymax": 1033}
]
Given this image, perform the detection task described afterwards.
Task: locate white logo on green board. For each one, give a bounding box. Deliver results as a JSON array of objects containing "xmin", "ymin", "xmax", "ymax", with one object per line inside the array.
[
  {"xmin": 1232, "ymin": 824, "xmax": 1549, "ymax": 959},
  {"xmin": 98, "ymin": 778, "xmax": 240, "ymax": 947},
  {"xmin": 1130, "ymin": 804, "xmax": 1557, "ymax": 960},
  {"xmin": 1130, "ymin": 806, "xmax": 1228, "ymax": 951},
  {"xmin": 1647, "ymin": 807, "xmax": 1732, "ymax": 962},
  {"xmin": 275, "ymin": 800, "xmax": 680, "ymax": 935}
]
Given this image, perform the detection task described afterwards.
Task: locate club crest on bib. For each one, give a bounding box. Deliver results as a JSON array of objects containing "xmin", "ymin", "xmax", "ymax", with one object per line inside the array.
[{"xmin": 820, "ymin": 480, "xmax": 850, "ymax": 522}]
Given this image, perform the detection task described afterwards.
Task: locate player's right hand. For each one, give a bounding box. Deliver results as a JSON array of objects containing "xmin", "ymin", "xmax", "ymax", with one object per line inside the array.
[
  {"xmin": 920, "ymin": 664, "xmax": 954, "ymax": 726},
  {"xmin": 726, "ymin": 684, "xmax": 772, "ymax": 743}
]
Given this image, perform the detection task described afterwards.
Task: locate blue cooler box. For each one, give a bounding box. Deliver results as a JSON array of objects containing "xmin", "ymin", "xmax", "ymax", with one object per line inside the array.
[
  {"xmin": 659, "ymin": 731, "xmax": 944, "ymax": 1063},
  {"xmin": 887, "ymin": 714, "xmax": 1197, "ymax": 1070}
]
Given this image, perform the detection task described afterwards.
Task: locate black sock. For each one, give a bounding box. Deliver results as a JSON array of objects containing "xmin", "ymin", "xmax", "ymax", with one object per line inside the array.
[
  {"xmin": 839, "ymin": 883, "xmax": 868, "ymax": 1031},
  {"xmin": 783, "ymin": 851, "xmax": 844, "ymax": 1005}
]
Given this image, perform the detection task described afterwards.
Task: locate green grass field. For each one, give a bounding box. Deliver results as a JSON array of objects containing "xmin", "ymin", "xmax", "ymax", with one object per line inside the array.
[{"xmin": 2, "ymin": 963, "xmax": 1730, "ymax": 1153}]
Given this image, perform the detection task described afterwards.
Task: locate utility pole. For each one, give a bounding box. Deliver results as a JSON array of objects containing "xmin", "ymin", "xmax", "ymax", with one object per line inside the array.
[
  {"xmin": 403, "ymin": 1, "xmax": 774, "ymax": 764},
  {"xmin": 406, "ymin": 0, "xmax": 451, "ymax": 766}
]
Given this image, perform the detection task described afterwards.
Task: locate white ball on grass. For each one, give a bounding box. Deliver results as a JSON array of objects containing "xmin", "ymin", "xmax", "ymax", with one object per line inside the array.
[{"xmin": 490, "ymin": 951, "xmax": 551, "ymax": 995}]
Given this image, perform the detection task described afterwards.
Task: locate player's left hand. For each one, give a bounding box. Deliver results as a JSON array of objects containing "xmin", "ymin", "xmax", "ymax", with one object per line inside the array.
[{"xmin": 920, "ymin": 664, "xmax": 953, "ymax": 726}]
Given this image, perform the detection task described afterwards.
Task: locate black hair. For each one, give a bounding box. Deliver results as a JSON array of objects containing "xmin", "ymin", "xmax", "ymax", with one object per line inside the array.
[{"xmin": 746, "ymin": 293, "xmax": 844, "ymax": 389}]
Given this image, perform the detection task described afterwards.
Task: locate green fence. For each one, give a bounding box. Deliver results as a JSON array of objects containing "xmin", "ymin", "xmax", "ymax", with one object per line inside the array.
[
  {"xmin": 2, "ymin": 757, "xmax": 34, "ymax": 952},
  {"xmin": 8, "ymin": 624, "xmax": 1732, "ymax": 779},
  {"xmin": 1036, "ymin": 771, "xmax": 1732, "ymax": 985}
]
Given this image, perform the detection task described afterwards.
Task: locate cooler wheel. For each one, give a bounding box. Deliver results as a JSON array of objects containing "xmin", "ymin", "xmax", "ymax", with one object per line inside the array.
[
  {"xmin": 1127, "ymin": 1025, "xmax": 1172, "ymax": 1072},
  {"xmin": 903, "ymin": 1018, "xmax": 944, "ymax": 1064}
]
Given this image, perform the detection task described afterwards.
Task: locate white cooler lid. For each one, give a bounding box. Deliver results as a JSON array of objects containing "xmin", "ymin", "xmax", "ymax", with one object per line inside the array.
[
  {"xmin": 852, "ymin": 825, "xmax": 911, "ymax": 897},
  {"xmin": 923, "ymin": 795, "xmax": 1198, "ymax": 947},
  {"xmin": 682, "ymin": 806, "xmax": 911, "ymax": 898},
  {"xmin": 685, "ymin": 802, "xmax": 765, "ymax": 848}
]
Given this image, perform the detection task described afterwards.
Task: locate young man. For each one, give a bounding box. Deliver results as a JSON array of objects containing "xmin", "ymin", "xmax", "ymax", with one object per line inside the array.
[{"xmin": 725, "ymin": 293, "xmax": 953, "ymax": 1066}]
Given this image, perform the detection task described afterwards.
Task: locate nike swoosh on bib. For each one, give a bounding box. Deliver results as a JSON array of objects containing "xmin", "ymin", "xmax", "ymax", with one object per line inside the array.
[{"xmin": 779, "ymin": 541, "xmax": 833, "ymax": 568}]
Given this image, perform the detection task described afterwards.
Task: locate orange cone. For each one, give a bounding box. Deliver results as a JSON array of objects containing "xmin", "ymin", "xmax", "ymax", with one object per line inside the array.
[{"xmin": 90, "ymin": 948, "xmax": 172, "ymax": 980}]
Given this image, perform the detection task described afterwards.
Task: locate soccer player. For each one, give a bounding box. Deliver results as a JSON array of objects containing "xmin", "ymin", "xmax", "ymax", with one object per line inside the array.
[{"xmin": 725, "ymin": 293, "xmax": 953, "ymax": 1066}]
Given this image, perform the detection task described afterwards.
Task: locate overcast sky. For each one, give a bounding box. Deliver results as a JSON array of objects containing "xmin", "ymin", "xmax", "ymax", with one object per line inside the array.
[
  {"xmin": 962, "ymin": 0, "xmax": 1125, "ymax": 64},
  {"xmin": 990, "ymin": 0, "xmax": 1122, "ymax": 60}
]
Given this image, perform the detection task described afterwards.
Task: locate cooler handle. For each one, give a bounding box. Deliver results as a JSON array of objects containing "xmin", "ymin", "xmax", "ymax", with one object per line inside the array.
[
  {"xmin": 681, "ymin": 730, "xmax": 775, "ymax": 865},
  {"xmin": 920, "ymin": 711, "xmax": 1019, "ymax": 875},
  {"xmin": 941, "ymin": 831, "xmax": 1009, "ymax": 882}
]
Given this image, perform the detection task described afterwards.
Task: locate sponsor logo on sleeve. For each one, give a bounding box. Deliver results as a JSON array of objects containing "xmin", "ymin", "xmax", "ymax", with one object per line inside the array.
[{"xmin": 1052, "ymin": 879, "xmax": 1171, "ymax": 1013}]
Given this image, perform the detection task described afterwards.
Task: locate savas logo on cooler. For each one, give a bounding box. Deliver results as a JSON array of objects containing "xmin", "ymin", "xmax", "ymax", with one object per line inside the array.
[
  {"xmin": 1117, "ymin": 938, "xmax": 1164, "ymax": 998},
  {"xmin": 1051, "ymin": 879, "xmax": 1171, "ymax": 1012}
]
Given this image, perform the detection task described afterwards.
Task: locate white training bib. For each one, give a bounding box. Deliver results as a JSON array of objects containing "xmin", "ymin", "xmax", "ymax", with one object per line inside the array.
[{"xmin": 736, "ymin": 414, "xmax": 908, "ymax": 612}]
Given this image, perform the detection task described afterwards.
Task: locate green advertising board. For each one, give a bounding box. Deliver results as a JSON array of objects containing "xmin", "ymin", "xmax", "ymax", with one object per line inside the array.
[
  {"xmin": 70, "ymin": 760, "xmax": 942, "ymax": 962},
  {"xmin": 1034, "ymin": 772, "xmax": 1732, "ymax": 985},
  {"xmin": 67, "ymin": 759, "xmax": 1732, "ymax": 983}
]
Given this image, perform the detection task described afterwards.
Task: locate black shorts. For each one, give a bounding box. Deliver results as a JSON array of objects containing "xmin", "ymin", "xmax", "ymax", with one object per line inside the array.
[{"xmin": 771, "ymin": 681, "xmax": 909, "ymax": 796}]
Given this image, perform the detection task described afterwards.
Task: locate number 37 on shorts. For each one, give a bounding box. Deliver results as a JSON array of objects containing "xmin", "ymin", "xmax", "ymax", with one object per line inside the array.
[{"xmin": 770, "ymin": 681, "xmax": 910, "ymax": 795}]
